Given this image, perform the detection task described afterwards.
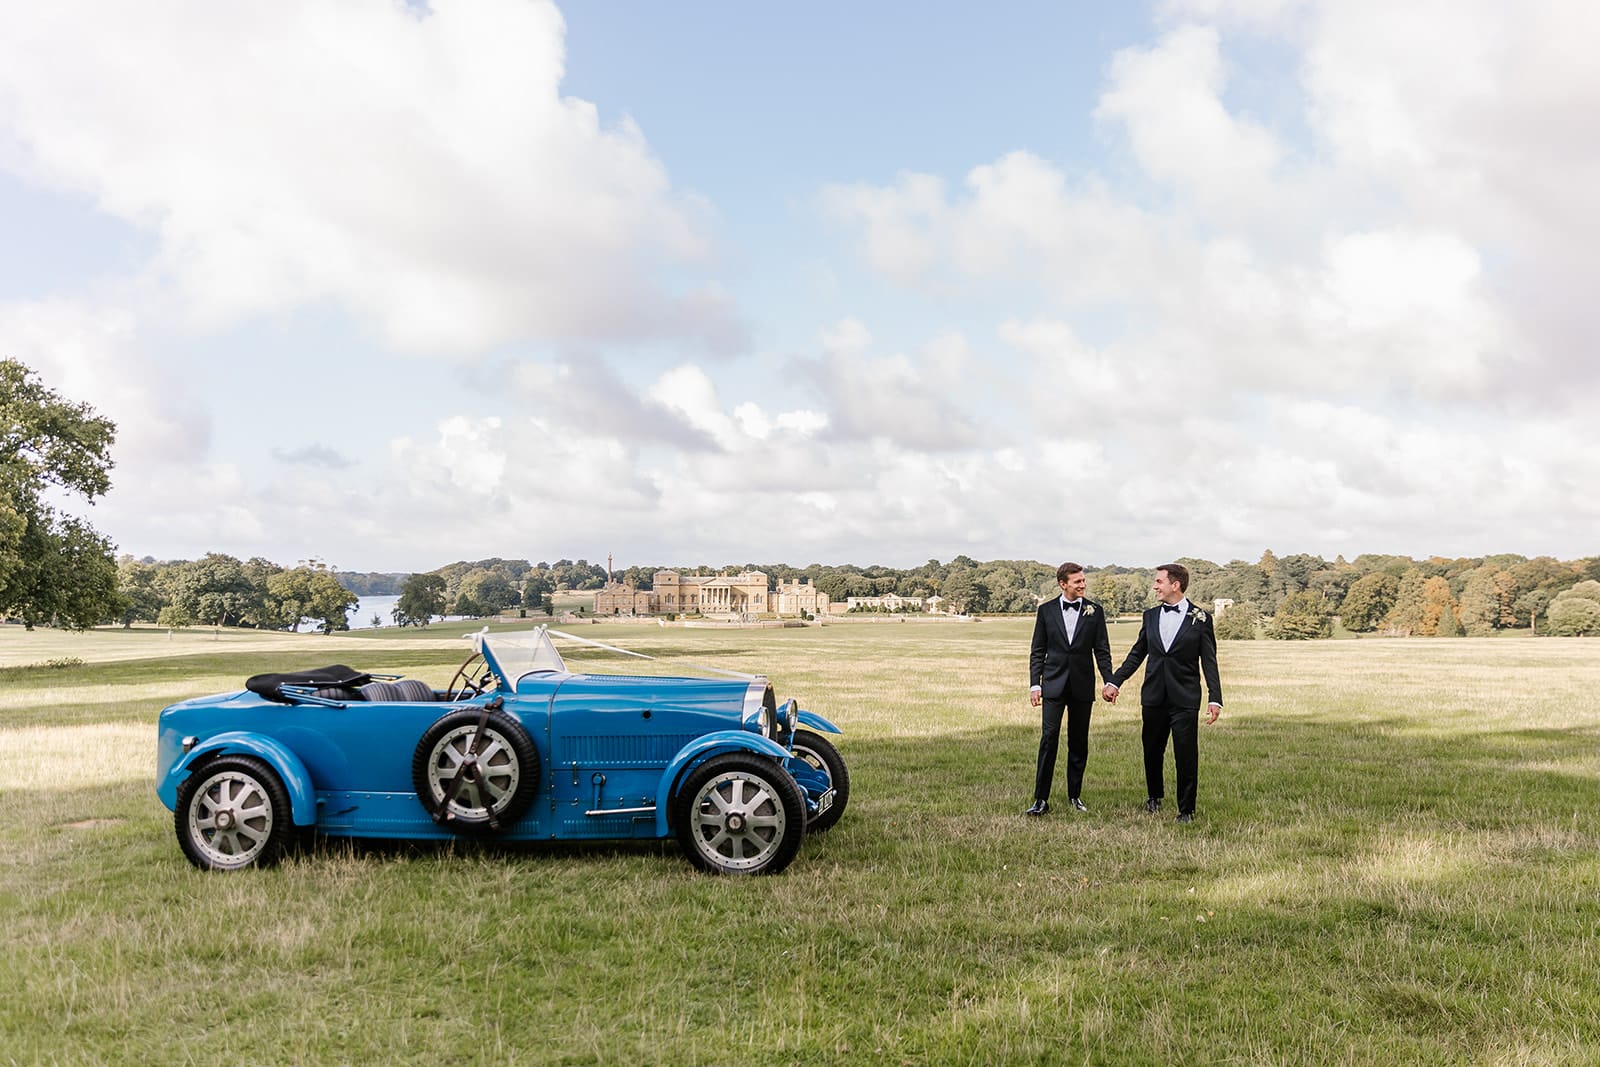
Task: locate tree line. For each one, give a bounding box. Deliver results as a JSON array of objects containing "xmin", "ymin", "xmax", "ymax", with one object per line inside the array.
[{"xmin": 381, "ymin": 551, "xmax": 1600, "ymax": 639}]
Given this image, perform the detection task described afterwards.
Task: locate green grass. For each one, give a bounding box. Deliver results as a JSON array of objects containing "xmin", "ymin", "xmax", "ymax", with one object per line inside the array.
[{"xmin": 2, "ymin": 620, "xmax": 1598, "ymax": 1064}]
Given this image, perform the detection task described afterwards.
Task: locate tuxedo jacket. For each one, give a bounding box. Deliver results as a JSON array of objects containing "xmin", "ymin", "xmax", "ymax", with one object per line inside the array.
[
  {"xmin": 1029, "ymin": 597, "xmax": 1115, "ymax": 706},
  {"xmin": 1112, "ymin": 603, "xmax": 1223, "ymax": 710}
]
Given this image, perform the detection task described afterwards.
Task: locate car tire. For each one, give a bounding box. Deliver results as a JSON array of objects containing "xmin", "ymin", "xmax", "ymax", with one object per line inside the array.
[
  {"xmin": 673, "ymin": 753, "xmax": 806, "ymax": 875},
  {"xmin": 175, "ymin": 755, "xmax": 294, "ymax": 871},
  {"xmin": 790, "ymin": 729, "xmax": 850, "ymax": 833},
  {"xmin": 412, "ymin": 708, "xmax": 540, "ymax": 834}
]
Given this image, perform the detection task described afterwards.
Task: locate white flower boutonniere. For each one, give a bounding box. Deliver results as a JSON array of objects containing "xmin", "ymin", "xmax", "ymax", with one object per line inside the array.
[
  {"xmin": 1083, "ymin": 604, "xmax": 1097, "ymax": 617},
  {"xmin": 1189, "ymin": 607, "xmax": 1208, "ymax": 623}
]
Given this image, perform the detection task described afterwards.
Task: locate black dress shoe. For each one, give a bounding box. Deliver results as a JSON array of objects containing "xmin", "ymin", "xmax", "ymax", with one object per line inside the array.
[
  {"xmin": 1175, "ymin": 812, "xmax": 1194, "ymax": 824},
  {"xmin": 1067, "ymin": 797, "xmax": 1088, "ymax": 812},
  {"xmin": 1025, "ymin": 800, "xmax": 1049, "ymax": 816},
  {"xmin": 1144, "ymin": 798, "xmax": 1162, "ymax": 814}
]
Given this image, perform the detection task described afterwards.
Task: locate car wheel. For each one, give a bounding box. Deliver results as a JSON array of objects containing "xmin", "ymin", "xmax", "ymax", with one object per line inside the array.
[
  {"xmin": 790, "ymin": 729, "xmax": 850, "ymax": 833},
  {"xmin": 175, "ymin": 756, "xmax": 294, "ymax": 871},
  {"xmin": 412, "ymin": 708, "xmax": 540, "ymax": 833},
  {"xmin": 673, "ymin": 753, "xmax": 806, "ymax": 875}
]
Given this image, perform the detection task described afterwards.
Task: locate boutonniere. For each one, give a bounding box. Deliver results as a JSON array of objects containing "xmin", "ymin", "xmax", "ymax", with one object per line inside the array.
[
  {"xmin": 1083, "ymin": 605, "xmax": 1096, "ymax": 617},
  {"xmin": 1189, "ymin": 607, "xmax": 1208, "ymax": 623}
]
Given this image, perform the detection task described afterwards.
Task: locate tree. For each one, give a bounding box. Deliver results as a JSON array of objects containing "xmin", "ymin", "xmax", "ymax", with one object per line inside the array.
[
  {"xmin": 522, "ymin": 571, "xmax": 553, "ymax": 608},
  {"xmin": 1269, "ymin": 590, "xmax": 1332, "ymax": 640},
  {"xmin": 457, "ymin": 569, "xmax": 518, "ymax": 616},
  {"xmin": 1089, "ymin": 573, "xmax": 1122, "ymax": 614},
  {"xmin": 1419, "ymin": 576, "xmax": 1459, "ymax": 637},
  {"xmin": 1514, "ymin": 589, "xmax": 1552, "ymax": 632},
  {"xmin": 1384, "ymin": 569, "xmax": 1427, "ymax": 635},
  {"xmin": 170, "ymin": 553, "xmax": 258, "ymax": 627},
  {"xmin": 266, "ymin": 567, "xmax": 357, "ymax": 633},
  {"xmin": 393, "ymin": 573, "xmax": 446, "ymax": 627},
  {"xmin": 1545, "ymin": 581, "xmax": 1600, "ymax": 636},
  {"xmin": 1340, "ymin": 572, "xmax": 1398, "ymax": 633},
  {"xmin": 1458, "ymin": 566, "xmax": 1515, "ymax": 636},
  {"xmin": 1214, "ymin": 601, "xmax": 1260, "ymax": 640},
  {"xmin": 0, "ymin": 359, "xmax": 121, "ymax": 629},
  {"xmin": 940, "ymin": 569, "xmax": 975, "ymax": 615},
  {"xmin": 115, "ymin": 555, "xmax": 167, "ymax": 626},
  {"xmin": 1546, "ymin": 597, "xmax": 1600, "ymax": 636}
]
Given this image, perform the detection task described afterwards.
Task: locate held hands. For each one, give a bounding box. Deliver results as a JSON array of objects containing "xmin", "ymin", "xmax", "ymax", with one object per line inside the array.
[
  {"xmin": 1101, "ymin": 683, "xmax": 1119, "ymax": 704},
  {"xmin": 1206, "ymin": 703, "xmax": 1221, "ymax": 725}
]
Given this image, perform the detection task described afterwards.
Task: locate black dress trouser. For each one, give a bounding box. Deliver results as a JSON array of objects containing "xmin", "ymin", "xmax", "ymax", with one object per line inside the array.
[
  {"xmin": 1035, "ymin": 698, "xmax": 1092, "ymax": 801},
  {"xmin": 1141, "ymin": 703, "xmax": 1199, "ymax": 814}
]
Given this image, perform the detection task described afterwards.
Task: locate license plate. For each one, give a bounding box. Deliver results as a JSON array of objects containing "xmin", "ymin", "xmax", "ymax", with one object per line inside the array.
[{"xmin": 815, "ymin": 788, "xmax": 834, "ymax": 815}]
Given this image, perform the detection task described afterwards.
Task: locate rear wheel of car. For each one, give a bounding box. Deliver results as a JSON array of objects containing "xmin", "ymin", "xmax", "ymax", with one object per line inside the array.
[
  {"xmin": 175, "ymin": 756, "xmax": 293, "ymax": 871},
  {"xmin": 412, "ymin": 708, "xmax": 540, "ymax": 834},
  {"xmin": 673, "ymin": 753, "xmax": 806, "ymax": 875},
  {"xmin": 790, "ymin": 729, "xmax": 850, "ymax": 833}
]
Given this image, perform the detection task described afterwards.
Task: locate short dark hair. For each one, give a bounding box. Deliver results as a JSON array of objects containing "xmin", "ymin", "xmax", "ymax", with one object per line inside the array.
[
  {"xmin": 1157, "ymin": 562, "xmax": 1189, "ymax": 591},
  {"xmin": 1056, "ymin": 562, "xmax": 1084, "ymax": 583}
]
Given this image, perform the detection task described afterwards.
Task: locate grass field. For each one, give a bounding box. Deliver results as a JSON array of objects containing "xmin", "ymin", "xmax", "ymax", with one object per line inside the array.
[{"xmin": 3, "ymin": 619, "xmax": 1599, "ymax": 1065}]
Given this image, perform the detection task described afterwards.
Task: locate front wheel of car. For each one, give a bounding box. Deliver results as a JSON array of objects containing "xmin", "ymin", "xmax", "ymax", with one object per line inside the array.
[
  {"xmin": 673, "ymin": 753, "xmax": 806, "ymax": 875},
  {"xmin": 175, "ymin": 756, "xmax": 294, "ymax": 871},
  {"xmin": 412, "ymin": 709, "xmax": 540, "ymax": 834},
  {"xmin": 790, "ymin": 729, "xmax": 850, "ymax": 833}
]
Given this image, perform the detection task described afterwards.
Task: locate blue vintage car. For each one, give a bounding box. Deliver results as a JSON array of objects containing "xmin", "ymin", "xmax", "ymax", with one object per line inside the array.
[{"xmin": 155, "ymin": 627, "xmax": 847, "ymax": 875}]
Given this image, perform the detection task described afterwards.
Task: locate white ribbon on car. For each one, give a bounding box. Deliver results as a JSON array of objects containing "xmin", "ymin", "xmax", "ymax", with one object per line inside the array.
[{"xmin": 546, "ymin": 627, "xmax": 761, "ymax": 680}]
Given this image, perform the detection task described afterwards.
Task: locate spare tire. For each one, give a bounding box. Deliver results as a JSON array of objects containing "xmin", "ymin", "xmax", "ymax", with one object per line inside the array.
[{"xmin": 411, "ymin": 708, "xmax": 540, "ymax": 834}]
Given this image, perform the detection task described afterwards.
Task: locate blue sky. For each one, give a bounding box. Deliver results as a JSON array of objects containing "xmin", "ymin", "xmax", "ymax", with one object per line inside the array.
[{"xmin": 2, "ymin": 0, "xmax": 1595, "ymax": 572}]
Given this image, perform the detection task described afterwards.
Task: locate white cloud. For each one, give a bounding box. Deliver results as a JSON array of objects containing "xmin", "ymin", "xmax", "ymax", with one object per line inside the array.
[
  {"xmin": 1095, "ymin": 25, "xmax": 1284, "ymax": 214},
  {"xmin": 0, "ymin": 0, "xmax": 732, "ymax": 355}
]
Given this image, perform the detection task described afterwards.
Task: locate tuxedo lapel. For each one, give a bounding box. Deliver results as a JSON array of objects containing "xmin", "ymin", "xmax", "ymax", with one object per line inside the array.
[{"xmin": 1171, "ymin": 609, "xmax": 1193, "ymax": 650}]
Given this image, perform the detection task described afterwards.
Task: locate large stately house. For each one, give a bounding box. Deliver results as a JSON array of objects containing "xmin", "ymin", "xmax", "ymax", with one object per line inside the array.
[
  {"xmin": 594, "ymin": 570, "xmax": 808, "ymax": 617},
  {"xmin": 594, "ymin": 571, "xmax": 833, "ymax": 618}
]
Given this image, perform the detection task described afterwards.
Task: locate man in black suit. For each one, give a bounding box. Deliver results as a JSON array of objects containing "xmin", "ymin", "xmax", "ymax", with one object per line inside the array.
[
  {"xmin": 1102, "ymin": 562, "xmax": 1222, "ymax": 823},
  {"xmin": 1026, "ymin": 562, "xmax": 1115, "ymax": 815}
]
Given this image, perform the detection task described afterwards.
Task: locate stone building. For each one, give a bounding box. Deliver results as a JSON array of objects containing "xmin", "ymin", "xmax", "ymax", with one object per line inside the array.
[
  {"xmin": 774, "ymin": 578, "xmax": 830, "ymax": 617},
  {"xmin": 594, "ymin": 570, "xmax": 770, "ymax": 616}
]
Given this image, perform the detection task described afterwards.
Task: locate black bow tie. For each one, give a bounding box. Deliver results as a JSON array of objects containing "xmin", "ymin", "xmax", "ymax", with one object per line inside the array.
[
  {"xmin": 1062, "ymin": 600, "xmax": 1083, "ymax": 611},
  {"xmin": 1161, "ymin": 604, "xmax": 1182, "ymax": 613}
]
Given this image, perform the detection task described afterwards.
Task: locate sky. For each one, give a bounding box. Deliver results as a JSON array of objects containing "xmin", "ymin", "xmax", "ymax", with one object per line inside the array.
[{"xmin": 2, "ymin": 0, "xmax": 1596, "ymax": 573}]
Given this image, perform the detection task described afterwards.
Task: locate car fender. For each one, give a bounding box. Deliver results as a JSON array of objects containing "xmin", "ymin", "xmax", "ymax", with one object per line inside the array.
[
  {"xmin": 159, "ymin": 732, "xmax": 319, "ymax": 827},
  {"xmin": 653, "ymin": 731, "xmax": 793, "ymax": 836},
  {"xmin": 797, "ymin": 709, "xmax": 842, "ymax": 735}
]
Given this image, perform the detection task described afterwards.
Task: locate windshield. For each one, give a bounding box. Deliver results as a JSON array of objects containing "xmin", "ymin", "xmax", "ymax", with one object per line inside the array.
[{"xmin": 472, "ymin": 626, "xmax": 567, "ymax": 687}]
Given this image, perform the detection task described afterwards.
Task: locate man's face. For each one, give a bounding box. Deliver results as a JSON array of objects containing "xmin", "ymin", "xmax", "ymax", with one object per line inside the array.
[
  {"xmin": 1152, "ymin": 570, "xmax": 1182, "ymax": 603},
  {"xmin": 1059, "ymin": 572, "xmax": 1087, "ymax": 599}
]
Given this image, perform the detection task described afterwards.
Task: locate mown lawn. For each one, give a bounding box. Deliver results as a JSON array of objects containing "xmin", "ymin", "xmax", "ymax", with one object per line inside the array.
[{"xmin": 2, "ymin": 619, "xmax": 1598, "ymax": 1065}]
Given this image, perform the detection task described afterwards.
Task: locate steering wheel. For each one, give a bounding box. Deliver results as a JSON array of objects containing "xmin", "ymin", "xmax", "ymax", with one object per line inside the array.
[{"xmin": 445, "ymin": 651, "xmax": 493, "ymax": 701}]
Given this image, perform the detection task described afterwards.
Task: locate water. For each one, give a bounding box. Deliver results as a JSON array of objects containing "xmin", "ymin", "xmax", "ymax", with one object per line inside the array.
[
  {"xmin": 342, "ymin": 594, "xmax": 464, "ymax": 629},
  {"xmin": 349, "ymin": 594, "xmax": 401, "ymax": 629}
]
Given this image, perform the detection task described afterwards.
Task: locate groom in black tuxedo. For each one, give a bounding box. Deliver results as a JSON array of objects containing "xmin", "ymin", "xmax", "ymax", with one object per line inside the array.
[
  {"xmin": 1103, "ymin": 562, "xmax": 1222, "ymax": 823},
  {"xmin": 1026, "ymin": 562, "xmax": 1115, "ymax": 815}
]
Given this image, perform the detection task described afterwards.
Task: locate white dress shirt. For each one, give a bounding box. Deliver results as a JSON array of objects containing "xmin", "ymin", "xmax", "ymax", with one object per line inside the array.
[
  {"xmin": 1159, "ymin": 597, "xmax": 1189, "ymax": 651},
  {"xmin": 1060, "ymin": 596, "xmax": 1082, "ymax": 643}
]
